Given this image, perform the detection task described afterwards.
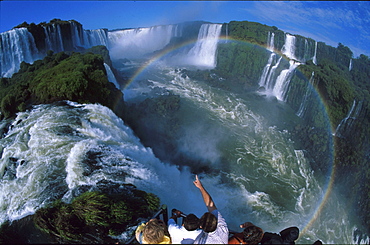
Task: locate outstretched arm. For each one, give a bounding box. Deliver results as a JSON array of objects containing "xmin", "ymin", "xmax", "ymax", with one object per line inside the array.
[{"xmin": 193, "ymin": 175, "xmax": 217, "ymax": 213}]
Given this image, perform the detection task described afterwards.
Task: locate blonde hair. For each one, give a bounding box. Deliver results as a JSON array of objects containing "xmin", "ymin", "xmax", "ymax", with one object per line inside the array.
[{"xmin": 143, "ymin": 219, "xmax": 167, "ymax": 244}]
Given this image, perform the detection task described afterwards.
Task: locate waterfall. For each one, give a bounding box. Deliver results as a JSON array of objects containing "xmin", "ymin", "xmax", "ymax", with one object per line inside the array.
[
  {"xmin": 259, "ymin": 53, "xmax": 275, "ymax": 88},
  {"xmin": 225, "ymin": 23, "xmax": 229, "ymax": 42},
  {"xmin": 296, "ymin": 72, "xmax": 314, "ymax": 117},
  {"xmin": 335, "ymin": 100, "xmax": 363, "ymax": 138},
  {"xmin": 83, "ymin": 29, "xmax": 108, "ymax": 48},
  {"xmin": 349, "ymin": 58, "xmax": 353, "ymax": 71},
  {"xmin": 44, "ymin": 24, "xmax": 65, "ymax": 53},
  {"xmin": 312, "ymin": 41, "xmax": 318, "ymax": 65},
  {"xmin": 44, "ymin": 21, "xmax": 108, "ymax": 52},
  {"xmin": 186, "ymin": 24, "xmax": 222, "ymax": 67},
  {"xmin": 173, "ymin": 24, "xmax": 183, "ymax": 38},
  {"xmin": 104, "ymin": 63, "xmax": 120, "ymax": 89},
  {"xmin": 273, "ymin": 60, "xmax": 300, "ymax": 101},
  {"xmin": 70, "ymin": 21, "xmax": 83, "ymax": 48},
  {"xmin": 107, "ymin": 25, "xmax": 177, "ymax": 60},
  {"xmin": 267, "ymin": 31, "xmax": 275, "ymax": 52},
  {"xmin": 282, "ymin": 33, "xmax": 297, "ymax": 60},
  {"xmin": 258, "ymin": 32, "xmax": 279, "ymax": 89},
  {"xmin": 0, "ymin": 28, "xmax": 39, "ymax": 77},
  {"xmin": 258, "ymin": 54, "xmax": 283, "ymax": 91},
  {"xmin": 1, "ymin": 22, "xmax": 109, "ymax": 78}
]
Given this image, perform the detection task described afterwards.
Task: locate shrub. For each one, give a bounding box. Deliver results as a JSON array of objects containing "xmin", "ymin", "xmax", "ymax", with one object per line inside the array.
[{"xmin": 33, "ymin": 189, "xmax": 160, "ymax": 242}]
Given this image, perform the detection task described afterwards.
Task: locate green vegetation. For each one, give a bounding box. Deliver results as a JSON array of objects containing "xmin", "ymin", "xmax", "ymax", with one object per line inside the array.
[
  {"xmin": 298, "ymin": 59, "xmax": 355, "ymax": 128},
  {"xmin": 216, "ymin": 42, "xmax": 271, "ymax": 87},
  {"xmin": 0, "ymin": 46, "xmax": 124, "ymax": 120},
  {"xmin": 33, "ymin": 188, "xmax": 160, "ymax": 242},
  {"xmin": 224, "ymin": 21, "xmax": 283, "ymax": 47}
]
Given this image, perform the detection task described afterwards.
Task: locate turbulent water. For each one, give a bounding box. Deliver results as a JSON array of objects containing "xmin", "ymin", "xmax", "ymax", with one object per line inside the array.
[
  {"xmin": 1, "ymin": 22, "xmax": 369, "ymax": 244},
  {"xmin": 123, "ymin": 61, "xmax": 367, "ymax": 244}
]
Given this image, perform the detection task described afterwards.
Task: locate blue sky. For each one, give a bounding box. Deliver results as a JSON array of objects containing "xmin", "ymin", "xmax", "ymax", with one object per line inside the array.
[{"xmin": 1, "ymin": 1, "xmax": 369, "ymax": 57}]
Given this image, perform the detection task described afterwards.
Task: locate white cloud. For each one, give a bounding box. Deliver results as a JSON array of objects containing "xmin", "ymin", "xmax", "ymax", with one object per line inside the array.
[{"xmin": 241, "ymin": 1, "xmax": 370, "ymax": 56}]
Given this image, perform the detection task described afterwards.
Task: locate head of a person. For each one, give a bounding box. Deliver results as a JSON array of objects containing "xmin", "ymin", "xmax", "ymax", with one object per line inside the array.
[
  {"xmin": 143, "ymin": 219, "xmax": 166, "ymax": 244},
  {"xmin": 183, "ymin": 213, "xmax": 200, "ymax": 231},
  {"xmin": 199, "ymin": 212, "xmax": 217, "ymax": 233},
  {"xmin": 242, "ymin": 225, "xmax": 264, "ymax": 245}
]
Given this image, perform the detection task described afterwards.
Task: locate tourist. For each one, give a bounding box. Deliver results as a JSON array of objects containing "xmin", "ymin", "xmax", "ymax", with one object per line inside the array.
[
  {"xmin": 228, "ymin": 221, "xmax": 299, "ymax": 245},
  {"xmin": 192, "ymin": 175, "xmax": 229, "ymax": 244},
  {"xmin": 135, "ymin": 218, "xmax": 171, "ymax": 244},
  {"xmin": 168, "ymin": 209, "xmax": 202, "ymax": 244}
]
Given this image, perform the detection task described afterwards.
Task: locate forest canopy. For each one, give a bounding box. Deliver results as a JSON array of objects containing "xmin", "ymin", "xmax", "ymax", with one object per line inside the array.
[{"xmin": 0, "ymin": 46, "xmax": 124, "ymax": 120}]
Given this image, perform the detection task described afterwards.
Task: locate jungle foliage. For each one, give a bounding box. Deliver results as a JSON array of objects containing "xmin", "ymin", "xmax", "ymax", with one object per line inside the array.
[
  {"xmin": 215, "ymin": 42, "xmax": 271, "ymax": 87},
  {"xmin": 0, "ymin": 47, "xmax": 124, "ymax": 120},
  {"xmin": 33, "ymin": 188, "xmax": 160, "ymax": 243}
]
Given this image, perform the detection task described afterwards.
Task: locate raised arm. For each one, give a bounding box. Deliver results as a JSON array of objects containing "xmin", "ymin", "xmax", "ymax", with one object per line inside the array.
[{"xmin": 193, "ymin": 175, "xmax": 217, "ymax": 213}]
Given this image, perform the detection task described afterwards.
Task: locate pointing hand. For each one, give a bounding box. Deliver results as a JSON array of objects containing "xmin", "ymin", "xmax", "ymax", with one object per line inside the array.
[{"xmin": 193, "ymin": 175, "xmax": 203, "ymax": 189}]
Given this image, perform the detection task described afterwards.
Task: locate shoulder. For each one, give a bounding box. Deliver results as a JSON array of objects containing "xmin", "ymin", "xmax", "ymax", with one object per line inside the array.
[{"xmin": 211, "ymin": 209, "xmax": 227, "ymax": 226}]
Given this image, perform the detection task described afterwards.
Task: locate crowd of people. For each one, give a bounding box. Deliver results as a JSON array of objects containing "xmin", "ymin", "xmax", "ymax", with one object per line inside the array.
[{"xmin": 134, "ymin": 175, "xmax": 323, "ymax": 244}]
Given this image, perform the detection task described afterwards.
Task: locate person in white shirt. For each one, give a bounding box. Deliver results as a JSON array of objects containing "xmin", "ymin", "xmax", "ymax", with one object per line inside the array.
[
  {"xmin": 192, "ymin": 175, "xmax": 229, "ymax": 244},
  {"xmin": 167, "ymin": 210, "xmax": 202, "ymax": 244}
]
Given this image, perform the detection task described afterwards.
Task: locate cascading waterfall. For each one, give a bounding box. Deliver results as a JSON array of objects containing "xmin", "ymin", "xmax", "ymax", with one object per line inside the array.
[
  {"xmin": 44, "ymin": 24, "xmax": 65, "ymax": 53},
  {"xmin": 267, "ymin": 31, "xmax": 275, "ymax": 52},
  {"xmin": 104, "ymin": 63, "xmax": 120, "ymax": 89},
  {"xmin": 273, "ymin": 60, "xmax": 300, "ymax": 101},
  {"xmin": 296, "ymin": 72, "xmax": 315, "ymax": 117},
  {"xmin": 107, "ymin": 25, "xmax": 178, "ymax": 60},
  {"xmin": 83, "ymin": 29, "xmax": 109, "ymax": 48},
  {"xmin": 0, "ymin": 22, "xmax": 109, "ymax": 78},
  {"xmin": 70, "ymin": 21, "xmax": 84, "ymax": 48},
  {"xmin": 335, "ymin": 100, "xmax": 363, "ymax": 138},
  {"xmin": 282, "ymin": 33, "xmax": 297, "ymax": 60},
  {"xmin": 259, "ymin": 32, "xmax": 301, "ymax": 101},
  {"xmin": 312, "ymin": 41, "xmax": 318, "ymax": 65},
  {"xmin": 349, "ymin": 58, "xmax": 353, "ymax": 71},
  {"xmin": 225, "ymin": 23, "xmax": 229, "ymax": 42},
  {"xmin": 259, "ymin": 32, "xmax": 280, "ymax": 90},
  {"xmin": 258, "ymin": 54, "xmax": 283, "ymax": 94},
  {"xmin": 0, "ymin": 21, "xmax": 222, "ymax": 78},
  {"xmin": 186, "ymin": 24, "xmax": 222, "ymax": 67},
  {"xmin": 0, "ymin": 28, "xmax": 40, "ymax": 77},
  {"xmin": 259, "ymin": 53, "xmax": 275, "ymax": 88}
]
